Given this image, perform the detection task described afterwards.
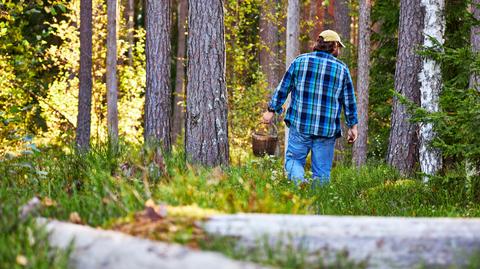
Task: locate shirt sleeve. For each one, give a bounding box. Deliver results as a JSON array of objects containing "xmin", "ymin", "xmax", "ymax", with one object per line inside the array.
[
  {"xmin": 342, "ymin": 68, "xmax": 358, "ymax": 128},
  {"xmin": 268, "ymin": 60, "xmax": 296, "ymax": 114}
]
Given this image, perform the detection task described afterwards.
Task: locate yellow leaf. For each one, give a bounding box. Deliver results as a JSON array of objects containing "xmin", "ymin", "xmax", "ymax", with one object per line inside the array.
[{"xmin": 16, "ymin": 255, "xmax": 28, "ymax": 266}]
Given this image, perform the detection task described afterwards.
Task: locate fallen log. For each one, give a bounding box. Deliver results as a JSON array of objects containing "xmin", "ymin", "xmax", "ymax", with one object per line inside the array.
[
  {"xmin": 37, "ymin": 218, "xmax": 268, "ymax": 269},
  {"xmin": 204, "ymin": 214, "xmax": 480, "ymax": 268}
]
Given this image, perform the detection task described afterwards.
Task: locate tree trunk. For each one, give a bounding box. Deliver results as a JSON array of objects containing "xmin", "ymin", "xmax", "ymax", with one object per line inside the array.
[
  {"xmin": 76, "ymin": 0, "xmax": 93, "ymax": 151},
  {"xmin": 332, "ymin": 0, "xmax": 351, "ymax": 165},
  {"xmin": 260, "ymin": 0, "xmax": 282, "ymax": 92},
  {"xmin": 467, "ymin": 0, "xmax": 480, "ymax": 182},
  {"xmin": 334, "ymin": 0, "xmax": 351, "ymax": 44},
  {"xmin": 107, "ymin": 0, "xmax": 118, "ymax": 142},
  {"xmin": 186, "ymin": 0, "xmax": 229, "ymax": 166},
  {"xmin": 171, "ymin": 0, "xmax": 187, "ymax": 143},
  {"xmin": 418, "ymin": 0, "xmax": 445, "ymax": 180},
  {"xmin": 284, "ymin": 0, "xmax": 300, "ymax": 154},
  {"xmin": 352, "ymin": 0, "xmax": 371, "ymax": 167},
  {"xmin": 125, "ymin": 0, "xmax": 134, "ymax": 66},
  {"xmin": 144, "ymin": 0, "xmax": 171, "ymax": 151},
  {"xmin": 387, "ymin": 0, "xmax": 424, "ymax": 176}
]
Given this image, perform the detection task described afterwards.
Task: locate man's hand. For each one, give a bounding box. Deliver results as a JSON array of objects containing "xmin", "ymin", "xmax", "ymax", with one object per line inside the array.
[
  {"xmin": 262, "ymin": 111, "xmax": 275, "ymax": 124},
  {"xmin": 347, "ymin": 125, "xmax": 358, "ymax": 144}
]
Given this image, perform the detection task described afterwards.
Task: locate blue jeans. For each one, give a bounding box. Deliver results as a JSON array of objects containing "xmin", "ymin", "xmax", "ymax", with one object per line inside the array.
[{"xmin": 285, "ymin": 127, "xmax": 336, "ymax": 185}]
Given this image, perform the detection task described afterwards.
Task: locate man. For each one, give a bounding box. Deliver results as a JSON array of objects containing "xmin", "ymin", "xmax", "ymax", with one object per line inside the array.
[{"xmin": 263, "ymin": 30, "xmax": 358, "ymax": 185}]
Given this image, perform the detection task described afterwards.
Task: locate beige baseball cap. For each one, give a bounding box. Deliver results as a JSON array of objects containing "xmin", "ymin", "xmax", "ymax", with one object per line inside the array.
[{"xmin": 319, "ymin": 30, "xmax": 345, "ymax": 48}]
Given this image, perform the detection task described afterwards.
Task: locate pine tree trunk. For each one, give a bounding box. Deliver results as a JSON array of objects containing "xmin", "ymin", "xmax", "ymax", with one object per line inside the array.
[
  {"xmin": 387, "ymin": 0, "xmax": 424, "ymax": 176},
  {"xmin": 419, "ymin": 0, "xmax": 445, "ymax": 180},
  {"xmin": 334, "ymin": 0, "xmax": 351, "ymax": 43},
  {"xmin": 467, "ymin": 0, "xmax": 480, "ymax": 180},
  {"xmin": 260, "ymin": 0, "xmax": 282, "ymax": 90},
  {"xmin": 186, "ymin": 0, "xmax": 229, "ymax": 166},
  {"xmin": 285, "ymin": 0, "xmax": 300, "ymax": 154},
  {"xmin": 107, "ymin": 0, "xmax": 118, "ymax": 142},
  {"xmin": 76, "ymin": 0, "xmax": 93, "ymax": 151},
  {"xmin": 144, "ymin": 0, "xmax": 171, "ymax": 151},
  {"xmin": 352, "ymin": 0, "xmax": 371, "ymax": 167},
  {"xmin": 171, "ymin": 0, "xmax": 187, "ymax": 143},
  {"xmin": 323, "ymin": 0, "xmax": 335, "ymax": 30},
  {"xmin": 125, "ymin": 0, "xmax": 134, "ymax": 66}
]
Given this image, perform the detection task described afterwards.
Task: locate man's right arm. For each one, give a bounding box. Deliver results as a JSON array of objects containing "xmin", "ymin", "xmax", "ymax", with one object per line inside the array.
[{"xmin": 263, "ymin": 61, "xmax": 296, "ymax": 123}]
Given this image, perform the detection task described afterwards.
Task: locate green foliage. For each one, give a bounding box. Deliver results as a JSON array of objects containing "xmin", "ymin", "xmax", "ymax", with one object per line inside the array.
[
  {"xmin": 368, "ymin": 0, "xmax": 399, "ymax": 160},
  {"xmin": 39, "ymin": 0, "xmax": 145, "ymax": 146},
  {"xmin": 0, "ymin": 203, "xmax": 69, "ymax": 269}
]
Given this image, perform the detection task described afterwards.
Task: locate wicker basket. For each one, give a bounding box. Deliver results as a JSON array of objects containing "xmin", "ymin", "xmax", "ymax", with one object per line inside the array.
[{"xmin": 252, "ymin": 123, "xmax": 278, "ymax": 157}]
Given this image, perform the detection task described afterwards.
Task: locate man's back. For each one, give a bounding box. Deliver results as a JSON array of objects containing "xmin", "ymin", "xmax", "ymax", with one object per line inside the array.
[{"xmin": 269, "ymin": 50, "xmax": 358, "ymax": 138}]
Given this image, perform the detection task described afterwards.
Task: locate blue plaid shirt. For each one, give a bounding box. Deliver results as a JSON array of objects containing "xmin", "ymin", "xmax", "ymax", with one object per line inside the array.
[{"xmin": 268, "ymin": 51, "xmax": 358, "ymax": 138}]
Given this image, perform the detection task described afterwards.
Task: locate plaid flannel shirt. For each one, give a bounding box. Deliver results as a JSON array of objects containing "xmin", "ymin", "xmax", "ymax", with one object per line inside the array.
[{"xmin": 268, "ymin": 51, "xmax": 358, "ymax": 138}]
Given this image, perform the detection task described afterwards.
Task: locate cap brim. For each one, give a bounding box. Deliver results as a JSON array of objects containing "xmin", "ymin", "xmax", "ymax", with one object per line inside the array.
[{"xmin": 338, "ymin": 41, "xmax": 346, "ymax": 48}]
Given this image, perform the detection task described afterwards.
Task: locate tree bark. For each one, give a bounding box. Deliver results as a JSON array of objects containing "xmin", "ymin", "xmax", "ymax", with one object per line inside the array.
[
  {"xmin": 171, "ymin": 0, "xmax": 187, "ymax": 143},
  {"xmin": 144, "ymin": 0, "xmax": 171, "ymax": 151},
  {"xmin": 125, "ymin": 0, "xmax": 135, "ymax": 66},
  {"xmin": 260, "ymin": 0, "xmax": 282, "ymax": 93},
  {"xmin": 387, "ymin": 0, "xmax": 424, "ymax": 176},
  {"xmin": 76, "ymin": 0, "xmax": 93, "ymax": 151},
  {"xmin": 284, "ymin": 0, "xmax": 300, "ymax": 154},
  {"xmin": 107, "ymin": 0, "xmax": 118, "ymax": 142},
  {"xmin": 352, "ymin": 0, "xmax": 371, "ymax": 167},
  {"xmin": 334, "ymin": 0, "xmax": 351, "ymax": 44},
  {"xmin": 186, "ymin": 0, "xmax": 229, "ymax": 166},
  {"xmin": 467, "ymin": 0, "xmax": 480, "ymax": 181},
  {"xmin": 418, "ymin": 0, "xmax": 445, "ymax": 180}
]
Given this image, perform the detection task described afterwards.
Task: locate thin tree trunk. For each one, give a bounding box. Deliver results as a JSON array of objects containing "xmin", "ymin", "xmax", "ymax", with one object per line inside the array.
[
  {"xmin": 144, "ymin": 0, "xmax": 171, "ymax": 151},
  {"xmin": 352, "ymin": 0, "xmax": 371, "ymax": 167},
  {"xmin": 333, "ymin": 0, "xmax": 351, "ymax": 164},
  {"xmin": 334, "ymin": 0, "xmax": 351, "ymax": 43},
  {"xmin": 285, "ymin": 0, "xmax": 300, "ymax": 154},
  {"xmin": 125, "ymin": 0, "xmax": 134, "ymax": 65},
  {"xmin": 107, "ymin": 0, "xmax": 118, "ymax": 142},
  {"xmin": 186, "ymin": 0, "xmax": 229, "ymax": 166},
  {"xmin": 387, "ymin": 0, "xmax": 424, "ymax": 176},
  {"xmin": 260, "ymin": 0, "xmax": 282, "ymax": 89},
  {"xmin": 418, "ymin": 0, "xmax": 445, "ymax": 180},
  {"xmin": 467, "ymin": 0, "xmax": 480, "ymax": 181},
  {"xmin": 171, "ymin": 0, "xmax": 187, "ymax": 143},
  {"xmin": 76, "ymin": 0, "xmax": 93, "ymax": 151},
  {"xmin": 260, "ymin": 0, "xmax": 282, "ymax": 155}
]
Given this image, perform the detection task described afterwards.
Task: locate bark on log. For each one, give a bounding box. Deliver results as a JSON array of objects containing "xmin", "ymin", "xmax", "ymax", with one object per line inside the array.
[
  {"xmin": 204, "ymin": 214, "xmax": 480, "ymax": 268},
  {"xmin": 38, "ymin": 219, "xmax": 268, "ymax": 269}
]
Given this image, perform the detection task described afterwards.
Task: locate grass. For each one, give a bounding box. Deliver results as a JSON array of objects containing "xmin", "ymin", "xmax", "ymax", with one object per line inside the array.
[{"xmin": 1, "ymin": 142, "xmax": 480, "ymax": 268}]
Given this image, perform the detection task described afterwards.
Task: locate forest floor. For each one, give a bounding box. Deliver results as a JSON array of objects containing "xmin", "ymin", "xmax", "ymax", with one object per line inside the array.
[{"xmin": 2, "ymin": 142, "xmax": 480, "ymax": 268}]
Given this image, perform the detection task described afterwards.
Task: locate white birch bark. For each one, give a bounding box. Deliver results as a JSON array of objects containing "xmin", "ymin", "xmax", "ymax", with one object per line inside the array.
[
  {"xmin": 419, "ymin": 0, "xmax": 445, "ymax": 181},
  {"xmin": 285, "ymin": 0, "xmax": 300, "ymax": 154}
]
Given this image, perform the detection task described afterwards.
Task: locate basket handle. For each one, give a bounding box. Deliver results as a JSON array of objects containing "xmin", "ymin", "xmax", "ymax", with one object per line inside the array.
[{"xmin": 255, "ymin": 122, "xmax": 278, "ymax": 136}]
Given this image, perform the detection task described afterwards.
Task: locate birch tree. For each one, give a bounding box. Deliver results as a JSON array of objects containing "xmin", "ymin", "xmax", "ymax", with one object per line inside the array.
[
  {"xmin": 106, "ymin": 0, "xmax": 118, "ymax": 142},
  {"xmin": 352, "ymin": 0, "xmax": 371, "ymax": 167},
  {"xmin": 387, "ymin": 0, "xmax": 423, "ymax": 175},
  {"xmin": 76, "ymin": 0, "xmax": 93, "ymax": 151},
  {"xmin": 186, "ymin": 0, "xmax": 229, "ymax": 166},
  {"xmin": 285, "ymin": 0, "xmax": 300, "ymax": 152},
  {"xmin": 418, "ymin": 0, "xmax": 445, "ymax": 180},
  {"xmin": 144, "ymin": 0, "xmax": 171, "ymax": 150}
]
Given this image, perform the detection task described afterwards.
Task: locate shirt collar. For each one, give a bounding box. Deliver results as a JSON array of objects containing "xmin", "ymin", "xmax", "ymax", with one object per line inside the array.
[{"xmin": 313, "ymin": 51, "xmax": 336, "ymax": 60}]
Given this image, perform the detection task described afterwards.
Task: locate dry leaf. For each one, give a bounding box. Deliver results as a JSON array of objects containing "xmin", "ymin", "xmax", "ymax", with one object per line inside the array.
[
  {"xmin": 144, "ymin": 199, "xmax": 167, "ymax": 220},
  {"xmin": 69, "ymin": 212, "xmax": 82, "ymax": 224},
  {"xmin": 42, "ymin": 197, "xmax": 57, "ymax": 207},
  {"xmin": 16, "ymin": 255, "xmax": 28, "ymax": 266}
]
